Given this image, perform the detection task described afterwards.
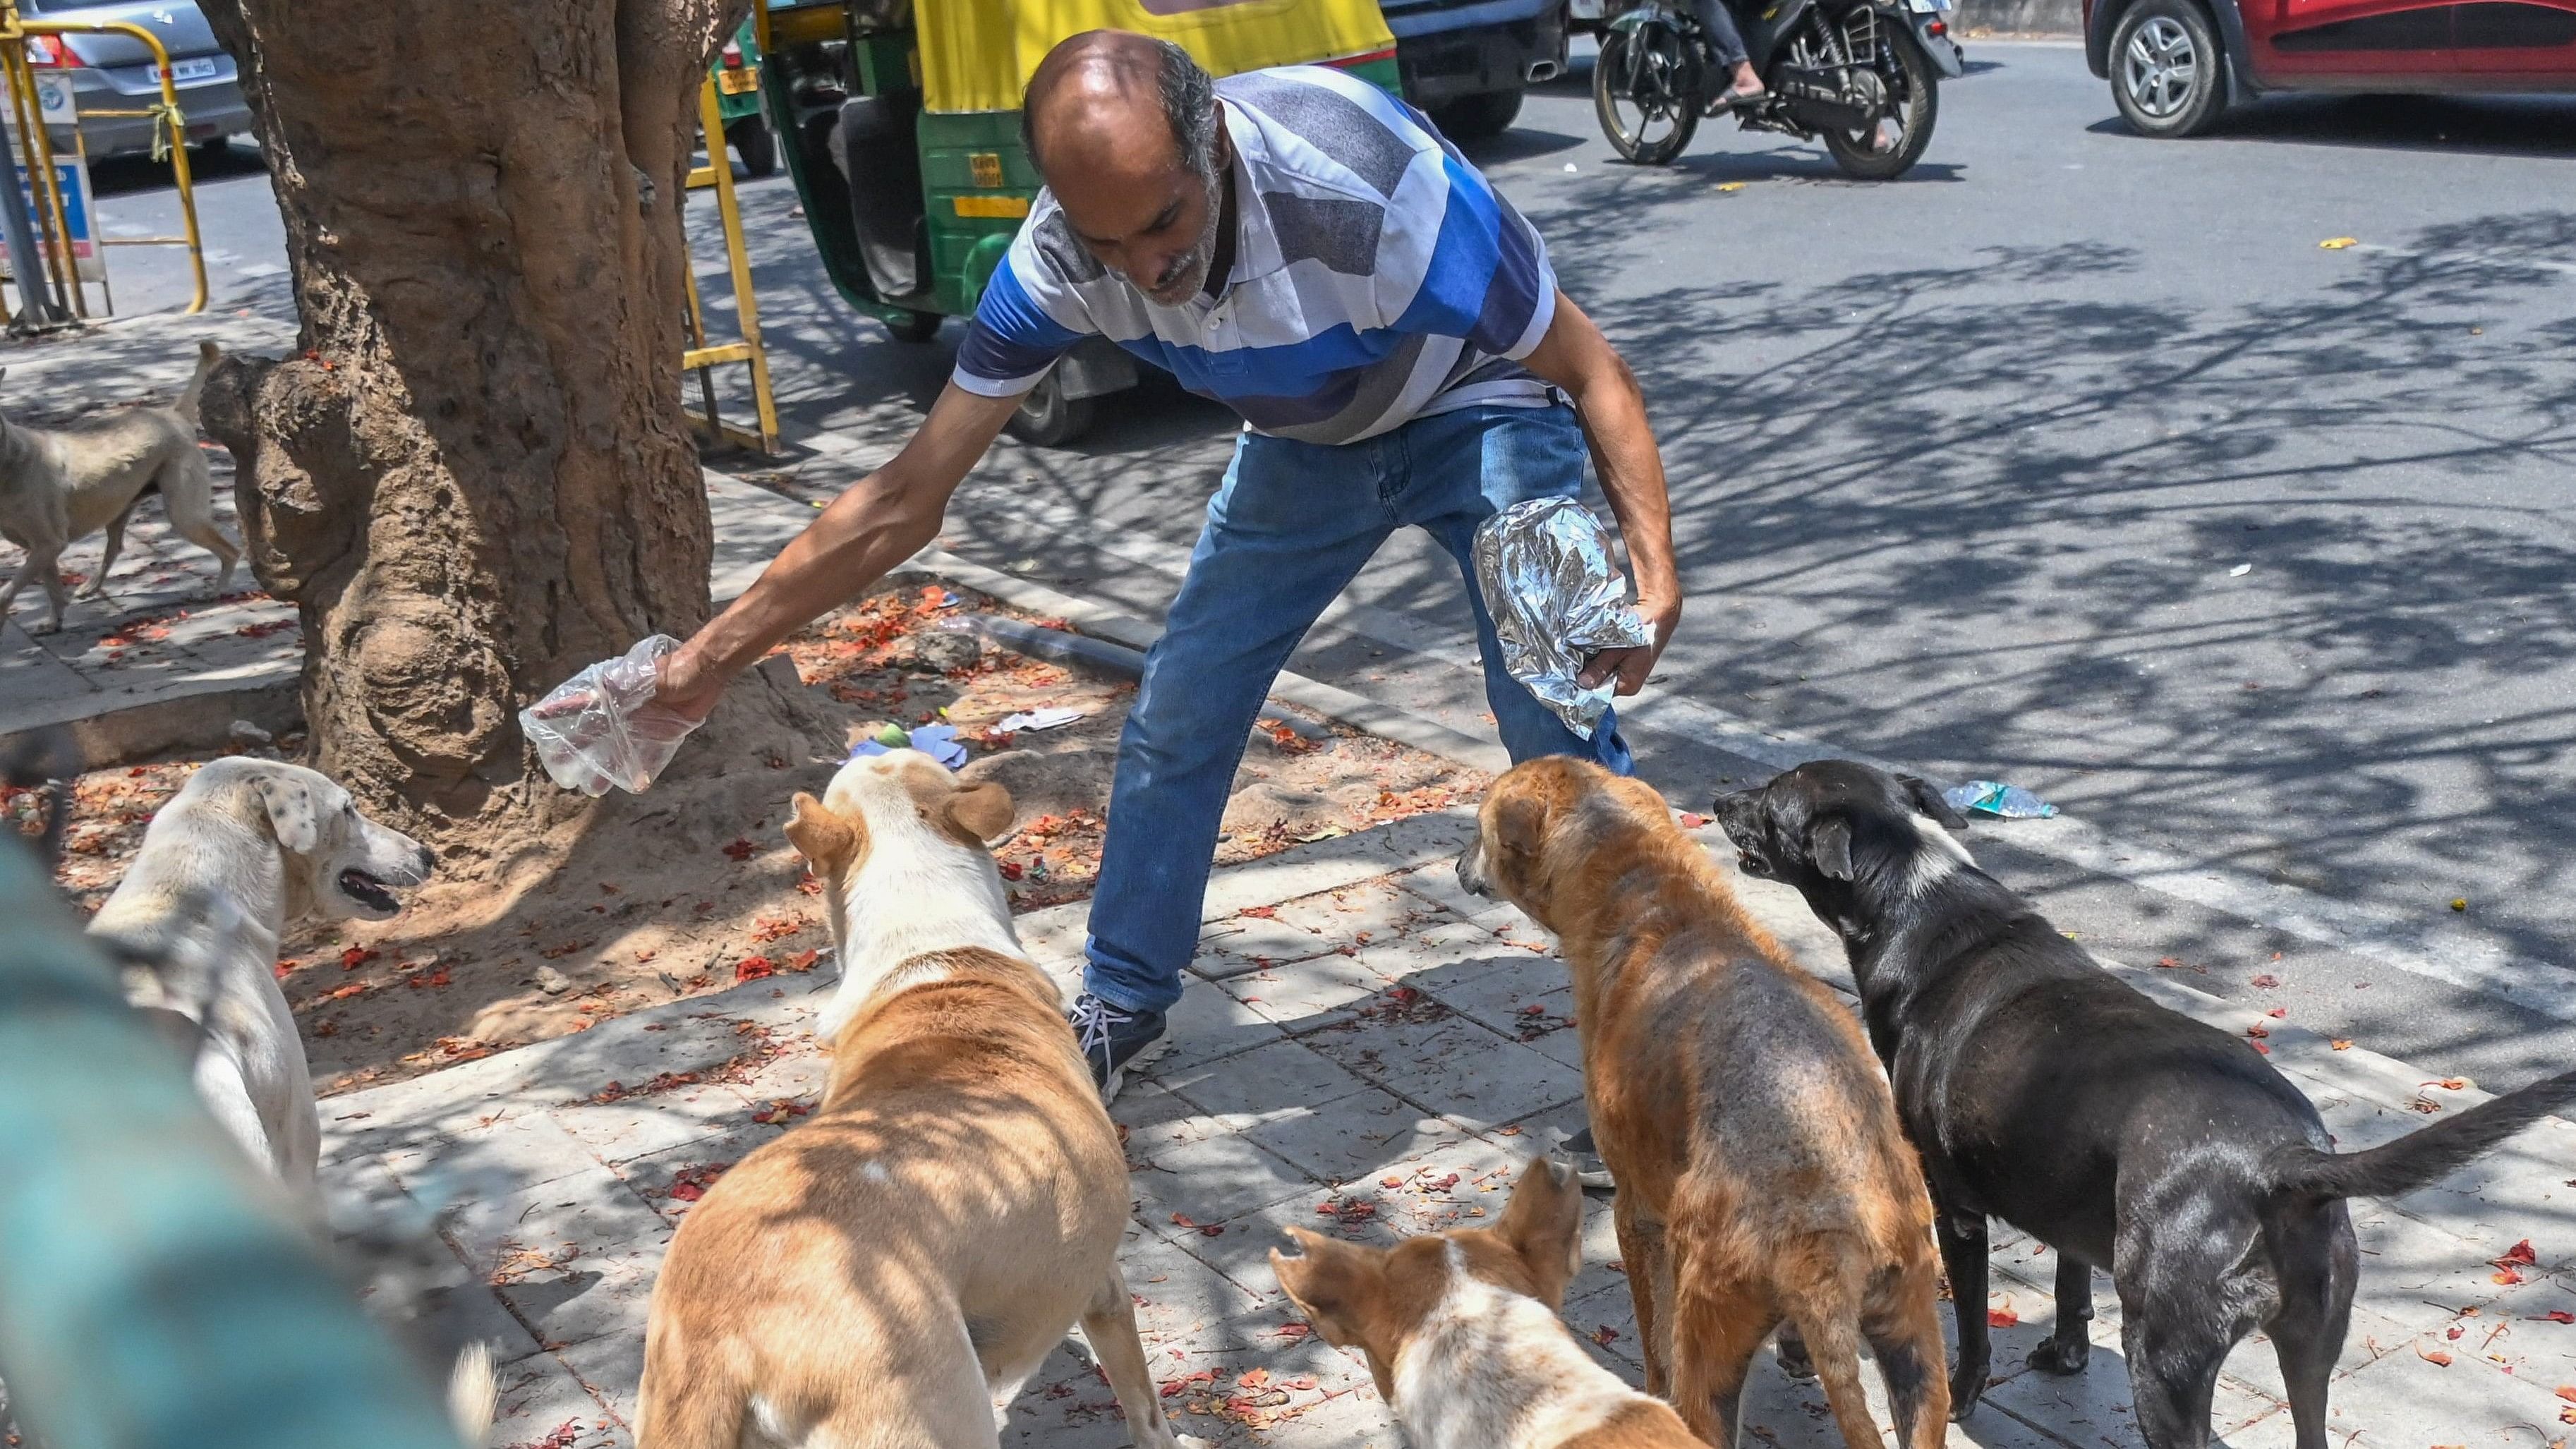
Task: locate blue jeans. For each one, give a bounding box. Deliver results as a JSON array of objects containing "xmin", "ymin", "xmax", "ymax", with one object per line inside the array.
[{"xmin": 1082, "ymin": 402, "xmax": 1634, "ymax": 1014}]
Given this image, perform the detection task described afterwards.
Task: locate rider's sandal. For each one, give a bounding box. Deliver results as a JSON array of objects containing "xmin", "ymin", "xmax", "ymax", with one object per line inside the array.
[{"xmin": 1716, "ymin": 85, "xmax": 1770, "ymax": 109}]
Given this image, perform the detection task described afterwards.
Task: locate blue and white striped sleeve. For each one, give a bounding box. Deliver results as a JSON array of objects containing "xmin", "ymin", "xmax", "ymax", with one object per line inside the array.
[
  {"xmin": 1386, "ymin": 157, "xmax": 1559, "ymax": 360},
  {"xmin": 953, "ymin": 246, "xmax": 1093, "ymax": 398}
]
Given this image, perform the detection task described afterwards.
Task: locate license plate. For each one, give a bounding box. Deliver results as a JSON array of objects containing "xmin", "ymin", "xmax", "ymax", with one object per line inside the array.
[
  {"xmin": 1906, "ymin": 0, "xmax": 1954, "ymax": 11},
  {"xmin": 716, "ymin": 66, "xmax": 758, "ymax": 95},
  {"xmin": 169, "ymin": 56, "xmax": 219, "ymax": 83}
]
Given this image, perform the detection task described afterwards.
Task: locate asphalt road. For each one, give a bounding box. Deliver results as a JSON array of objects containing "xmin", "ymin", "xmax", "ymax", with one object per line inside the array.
[{"xmin": 85, "ymin": 41, "xmax": 2576, "ymax": 1086}]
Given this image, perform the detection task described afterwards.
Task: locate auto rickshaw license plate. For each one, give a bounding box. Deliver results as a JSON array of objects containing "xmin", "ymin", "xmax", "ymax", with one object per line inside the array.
[{"xmin": 717, "ymin": 67, "xmax": 759, "ymax": 94}]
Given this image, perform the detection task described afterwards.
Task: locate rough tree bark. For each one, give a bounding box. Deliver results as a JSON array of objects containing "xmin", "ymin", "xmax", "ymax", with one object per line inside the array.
[{"xmin": 195, "ymin": 0, "xmax": 808, "ymax": 852}]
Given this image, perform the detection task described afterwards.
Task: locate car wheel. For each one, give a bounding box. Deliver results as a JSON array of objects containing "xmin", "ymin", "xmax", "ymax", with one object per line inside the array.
[
  {"xmin": 726, "ymin": 115, "xmax": 778, "ymax": 177},
  {"xmin": 1433, "ymin": 88, "xmax": 1525, "ymax": 140},
  {"xmin": 1003, "ymin": 373, "xmax": 1097, "ymax": 448},
  {"xmin": 2110, "ymin": 0, "xmax": 2227, "ymax": 138},
  {"xmin": 882, "ymin": 309, "xmax": 941, "ymax": 344}
]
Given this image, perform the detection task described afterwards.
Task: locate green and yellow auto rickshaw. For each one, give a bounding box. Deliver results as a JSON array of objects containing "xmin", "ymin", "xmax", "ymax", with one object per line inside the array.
[
  {"xmin": 751, "ymin": 0, "xmax": 1400, "ymax": 444},
  {"xmin": 712, "ymin": 18, "xmax": 780, "ymax": 176}
]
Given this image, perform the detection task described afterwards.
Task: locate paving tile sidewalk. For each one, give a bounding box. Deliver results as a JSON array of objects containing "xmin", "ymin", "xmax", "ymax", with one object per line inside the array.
[{"xmin": 315, "ymin": 805, "xmax": 2576, "ymax": 1449}]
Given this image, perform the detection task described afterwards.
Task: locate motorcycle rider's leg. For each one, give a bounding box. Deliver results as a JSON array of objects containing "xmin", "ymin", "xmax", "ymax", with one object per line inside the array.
[{"xmin": 1692, "ymin": 0, "xmax": 1765, "ymax": 99}]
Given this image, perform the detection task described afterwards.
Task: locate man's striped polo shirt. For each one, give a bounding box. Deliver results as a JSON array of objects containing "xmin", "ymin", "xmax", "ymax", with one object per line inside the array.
[{"xmin": 952, "ymin": 63, "xmax": 1561, "ymax": 447}]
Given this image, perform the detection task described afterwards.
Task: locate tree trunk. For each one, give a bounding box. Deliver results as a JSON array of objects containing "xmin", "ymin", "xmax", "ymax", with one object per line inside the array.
[{"xmin": 196, "ymin": 0, "xmax": 791, "ymax": 852}]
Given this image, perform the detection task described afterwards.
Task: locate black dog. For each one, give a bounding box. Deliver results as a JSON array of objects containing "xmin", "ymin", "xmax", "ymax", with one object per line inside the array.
[{"xmin": 1712, "ymin": 760, "xmax": 2576, "ymax": 1449}]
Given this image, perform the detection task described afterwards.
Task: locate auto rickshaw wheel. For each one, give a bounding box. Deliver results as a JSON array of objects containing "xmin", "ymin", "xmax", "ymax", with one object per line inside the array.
[
  {"xmin": 725, "ymin": 115, "xmax": 778, "ymax": 178},
  {"xmin": 883, "ymin": 310, "xmax": 942, "ymax": 344},
  {"xmin": 1004, "ymin": 374, "xmax": 1096, "ymax": 448}
]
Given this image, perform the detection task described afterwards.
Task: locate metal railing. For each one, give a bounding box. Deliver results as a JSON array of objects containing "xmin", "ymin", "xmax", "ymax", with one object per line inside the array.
[
  {"xmin": 0, "ymin": 0, "xmax": 209, "ymax": 322},
  {"xmin": 681, "ymin": 70, "xmax": 781, "ymax": 454}
]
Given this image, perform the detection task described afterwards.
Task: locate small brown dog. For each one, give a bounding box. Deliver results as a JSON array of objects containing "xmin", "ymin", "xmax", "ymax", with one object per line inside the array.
[
  {"xmin": 1457, "ymin": 757, "xmax": 1950, "ymax": 1449},
  {"xmin": 636, "ymin": 750, "xmax": 1197, "ymax": 1449},
  {"xmin": 1271, "ymin": 1154, "xmax": 1698, "ymax": 1449}
]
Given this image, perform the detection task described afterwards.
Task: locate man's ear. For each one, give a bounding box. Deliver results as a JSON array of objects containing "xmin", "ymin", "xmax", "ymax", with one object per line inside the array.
[
  {"xmin": 255, "ymin": 773, "xmax": 320, "ymax": 855},
  {"xmin": 941, "ymin": 780, "xmax": 1015, "ymax": 846},
  {"xmin": 784, "ymin": 792, "xmax": 862, "ymax": 876},
  {"xmin": 1808, "ymin": 815, "xmax": 1854, "ymax": 881},
  {"xmin": 1497, "ymin": 1153, "xmax": 1587, "ymax": 1307},
  {"xmin": 1269, "ymin": 1228, "xmax": 1383, "ymax": 1350},
  {"xmin": 1894, "ymin": 773, "xmax": 1969, "ymax": 830}
]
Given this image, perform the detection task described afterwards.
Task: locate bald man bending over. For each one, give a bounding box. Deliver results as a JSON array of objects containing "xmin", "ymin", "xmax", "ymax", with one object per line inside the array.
[{"xmin": 570, "ymin": 30, "xmax": 1681, "ymax": 1097}]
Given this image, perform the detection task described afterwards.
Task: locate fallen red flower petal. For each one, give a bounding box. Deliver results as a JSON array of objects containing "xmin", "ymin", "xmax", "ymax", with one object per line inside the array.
[
  {"xmin": 2499, "ymin": 1239, "xmax": 2539, "ymax": 1266},
  {"xmin": 721, "ymin": 837, "xmax": 757, "ymax": 861},
  {"xmin": 734, "ymin": 956, "xmax": 776, "ymax": 982},
  {"xmin": 1988, "ymin": 1307, "xmax": 2019, "ymax": 1328}
]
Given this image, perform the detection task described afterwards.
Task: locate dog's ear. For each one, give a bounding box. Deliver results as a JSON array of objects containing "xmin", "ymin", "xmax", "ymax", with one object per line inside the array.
[
  {"xmin": 1487, "ymin": 788, "xmax": 1552, "ymax": 882},
  {"xmin": 1269, "ymin": 1228, "xmax": 1381, "ymax": 1350},
  {"xmin": 255, "ymin": 772, "xmax": 320, "ymax": 855},
  {"xmin": 941, "ymin": 780, "xmax": 1015, "ymax": 847},
  {"xmin": 784, "ymin": 792, "xmax": 861, "ymax": 876},
  {"xmin": 1808, "ymin": 815, "xmax": 1854, "ymax": 881},
  {"xmin": 1894, "ymin": 773, "xmax": 1969, "ymax": 830},
  {"xmin": 1497, "ymin": 1153, "xmax": 1587, "ymax": 1306}
]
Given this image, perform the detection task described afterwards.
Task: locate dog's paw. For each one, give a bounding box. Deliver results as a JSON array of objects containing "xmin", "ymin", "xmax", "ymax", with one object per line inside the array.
[
  {"xmin": 1947, "ymin": 1369, "xmax": 1988, "ymax": 1421},
  {"xmin": 2026, "ymin": 1335, "xmax": 2090, "ymax": 1376},
  {"xmin": 71, "ymin": 582, "xmax": 104, "ymax": 600}
]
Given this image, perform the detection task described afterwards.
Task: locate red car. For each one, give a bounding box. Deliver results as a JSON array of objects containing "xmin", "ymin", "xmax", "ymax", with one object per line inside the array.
[{"xmin": 2083, "ymin": 0, "xmax": 2576, "ymax": 134}]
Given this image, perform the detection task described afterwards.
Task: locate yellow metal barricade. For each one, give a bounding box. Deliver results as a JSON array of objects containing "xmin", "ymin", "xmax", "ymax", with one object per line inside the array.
[
  {"xmin": 680, "ymin": 73, "xmax": 780, "ymax": 455},
  {"xmin": 0, "ymin": 1, "xmax": 208, "ymax": 320}
]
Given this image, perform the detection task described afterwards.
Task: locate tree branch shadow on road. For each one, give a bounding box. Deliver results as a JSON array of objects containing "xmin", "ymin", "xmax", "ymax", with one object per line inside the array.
[{"xmin": 1525, "ymin": 205, "xmax": 2576, "ymax": 1075}]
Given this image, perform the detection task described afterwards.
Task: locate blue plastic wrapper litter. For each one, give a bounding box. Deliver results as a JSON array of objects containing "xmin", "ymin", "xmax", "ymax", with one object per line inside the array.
[
  {"xmin": 851, "ymin": 722, "xmax": 968, "ymax": 770},
  {"xmin": 1942, "ymin": 781, "xmax": 2059, "ymax": 819},
  {"xmin": 521, "ymin": 635, "xmax": 701, "ymax": 797}
]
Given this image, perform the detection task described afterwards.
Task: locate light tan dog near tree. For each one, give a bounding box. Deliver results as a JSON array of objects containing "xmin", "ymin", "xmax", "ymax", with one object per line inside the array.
[
  {"xmin": 0, "ymin": 341, "xmax": 239, "ymax": 633},
  {"xmin": 636, "ymin": 748, "xmax": 1201, "ymax": 1449},
  {"xmin": 1456, "ymin": 756, "xmax": 1952, "ymax": 1449}
]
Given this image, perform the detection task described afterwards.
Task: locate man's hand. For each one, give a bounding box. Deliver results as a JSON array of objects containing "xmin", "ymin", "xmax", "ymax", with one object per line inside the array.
[
  {"xmin": 1521, "ymin": 291, "xmax": 1683, "ymax": 703},
  {"xmin": 520, "ymin": 383, "xmax": 1020, "ymax": 797},
  {"xmin": 652, "ymin": 643, "xmax": 727, "ymax": 725},
  {"xmin": 1580, "ymin": 591, "xmax": 1680, "ymax": 694}
]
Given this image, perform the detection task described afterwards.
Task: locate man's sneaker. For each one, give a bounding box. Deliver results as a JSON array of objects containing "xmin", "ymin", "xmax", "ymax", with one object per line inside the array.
[
  {"xmin": 1068, "ymin": 991, "xmax": 1170, "ymax": 1102},
  {"xmin": 1562, "ymin": 1125, "xmax": 1616, "ymax": 1192}
]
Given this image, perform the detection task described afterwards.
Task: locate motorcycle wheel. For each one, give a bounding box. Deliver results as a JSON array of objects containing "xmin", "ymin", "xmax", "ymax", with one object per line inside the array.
[
  {"xmin": 1594, "ymin": 25, "xmax": 1701, "ymax": 165},
  {"xmin": 1821, "ymin": 28, "xmax": 1938, "ymax": 181}
]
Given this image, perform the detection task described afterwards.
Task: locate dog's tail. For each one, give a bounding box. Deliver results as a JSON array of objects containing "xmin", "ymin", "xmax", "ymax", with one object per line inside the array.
[
  {"xmin": 2271, "ymin": 1067, "xmax": 2576, "ymax": 1202},
  {"xmin": 174, "ymin": 340, "xmax": 219, "ymax": 427},
  {"xmin": 446, "ymin": 1340, "xmax": 497, "ymax": 1446}
]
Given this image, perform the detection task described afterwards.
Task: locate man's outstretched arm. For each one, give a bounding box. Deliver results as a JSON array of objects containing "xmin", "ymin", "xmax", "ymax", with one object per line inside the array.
[
  {"xmin": 1518, "ymin": 289, "xmax": 1682, "ymax": 695},
  {"xmin": 656, "ymin": 382, "xmax": 1023, "ymax": 717}
]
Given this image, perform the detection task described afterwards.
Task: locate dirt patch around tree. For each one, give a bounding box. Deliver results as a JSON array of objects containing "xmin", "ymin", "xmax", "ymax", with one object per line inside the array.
[{"xmin": 21, "ymin": 581, "xmax": 1485, "ymax": 1093}]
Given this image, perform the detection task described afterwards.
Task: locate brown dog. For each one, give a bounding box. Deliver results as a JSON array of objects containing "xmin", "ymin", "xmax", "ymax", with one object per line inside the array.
[
  {"xmin": 1271, "ymin": 1153, "xmax": 1698, "ymax": 1449},
  {"xmin": 1456, "ymin": 757, "xmax": 1950, "ymax": 1449},
  {"xmin": 636, "ymin": 750, "xmax": 1197, "ymax": 1449}
]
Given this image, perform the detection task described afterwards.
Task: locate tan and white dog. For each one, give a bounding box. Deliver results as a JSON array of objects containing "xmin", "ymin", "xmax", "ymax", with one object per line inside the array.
[
  {"xmin": 90, "ymin": 756, "xmax": 435, "ymax": 1188},
  {"xmin": 1271, "ymin": 1154, "xmax": 1698, "ymax": 1449},
  {"xmin": 0, "ymin": 341, "xmax": 240, "ymax": 633},
  {"xmin": 636, "ymin": 749, "xmax": 1199, "ymax": 1449}
]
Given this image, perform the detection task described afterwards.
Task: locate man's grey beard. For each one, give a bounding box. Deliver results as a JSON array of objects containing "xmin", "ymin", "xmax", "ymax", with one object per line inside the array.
[{"xmin": 1138, "ymin": 165, "xmax": 1225, "ymax": 304}]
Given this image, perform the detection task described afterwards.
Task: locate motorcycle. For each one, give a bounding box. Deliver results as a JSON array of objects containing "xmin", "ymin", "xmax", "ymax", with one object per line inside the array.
[{"xmin": 1592, "ymin": 0, "xmax": 1963, "ymax": 180}]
